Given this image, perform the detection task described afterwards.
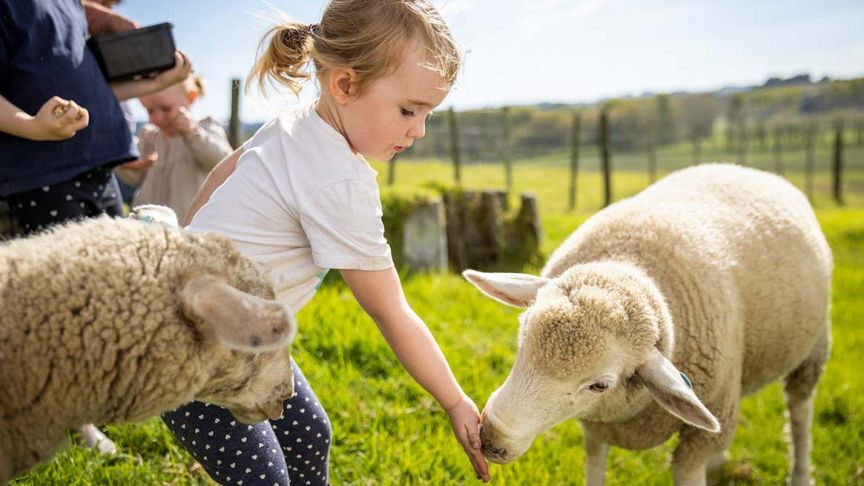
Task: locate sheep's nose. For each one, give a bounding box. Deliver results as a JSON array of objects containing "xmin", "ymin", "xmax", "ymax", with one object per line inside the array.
[{"xmin": 482, "ymin": 443, "xmax": 507, "ymax": 458}]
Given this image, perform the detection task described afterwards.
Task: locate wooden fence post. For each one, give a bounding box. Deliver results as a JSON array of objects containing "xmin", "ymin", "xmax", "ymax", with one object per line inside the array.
[
  {"xmin": 833, "ymin": 119, "xmax": 844, "ymax": 205},
  {"xmin": 388, "ymin": 154, "xmax": 397, "ymax": 186},
  {"xmin": 773, "ymin": 125, "xmax": 785, "ymax": 175},
  {"xmin": 228, "ymin": 78, "xmax": 241, "ymax": 149},
  {"xmin": 736, "ymin": 122, "xmax": 747, "ymax": 166},
  {"xmin": 691, "ymin": 125, "xmax": 701, "ymax": 165},
  {"xmin": 502, "ymin": 106, "xmax": 512, "ymax": 193},
  {"xmin": 568, "ymin": 112, "xmax": 581, "ymax": 211},
  {"xmin": 857, "ymin": 118, "xmax": 864, "ymax": 147},
  {"xmin": 448, "ymin": 107, "xmax": 462, "ymax": 186},
  {"xmin": 756, "ymin": 123, "xmax": 767, "ymax": 151},
  {"xmin": 600, "ymin": 108, "xmax": 612, "ymax": 207},
  {"xmin": 805, "ymin": 121, "xmax": 815, "ymax": 200},
  {"xmin": 646, "ymin": 128, "xmax": 657, "ymax": 184},
  {"xmin": 402, "ymin": 200, "xmax": 448, "ymax": 272}
]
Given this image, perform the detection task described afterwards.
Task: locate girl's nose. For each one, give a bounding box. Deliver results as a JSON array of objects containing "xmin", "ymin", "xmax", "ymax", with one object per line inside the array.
[{"xmin": 407, "ymin": 120, "xmax": 426, "ymax": 139}]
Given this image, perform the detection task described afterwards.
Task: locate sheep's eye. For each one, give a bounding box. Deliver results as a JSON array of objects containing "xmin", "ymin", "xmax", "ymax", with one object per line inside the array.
[{"xmin": 588, "ymin": 382, "xmax": 609, "ymax": 393}]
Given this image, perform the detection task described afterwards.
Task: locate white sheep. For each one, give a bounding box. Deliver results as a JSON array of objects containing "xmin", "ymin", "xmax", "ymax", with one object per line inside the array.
[
  {"xmin": 464, "ymin": 163, "xmax": 832, "ymax": 486},
  {"xmin": 0, "ymin": 207, "xmax": 298, "ymax": 484}
]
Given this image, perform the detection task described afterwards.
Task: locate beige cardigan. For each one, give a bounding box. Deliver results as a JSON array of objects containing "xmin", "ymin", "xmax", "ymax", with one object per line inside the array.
[{"xmin": 117, "ymin": 117, "xmax": 232, "ymax": 220}]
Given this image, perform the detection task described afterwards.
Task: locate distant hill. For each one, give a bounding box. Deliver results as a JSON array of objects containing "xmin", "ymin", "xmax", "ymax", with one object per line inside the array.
[{"xmin": 524, "ymin": 73, "xmax": 860, "ymax": 114}]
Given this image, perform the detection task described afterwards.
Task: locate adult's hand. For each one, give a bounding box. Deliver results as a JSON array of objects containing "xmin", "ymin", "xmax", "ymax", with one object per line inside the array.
[
  {"xmin": 108, "ymin": 51, "xmax": 193, "ymax": 101},
  {"xmin": 154, "ymin": 51, "xmax": 193, "ymax": 91},
  {"xmin": 82, "ymin": 1, "xmax": 138, "ymax": 35}
]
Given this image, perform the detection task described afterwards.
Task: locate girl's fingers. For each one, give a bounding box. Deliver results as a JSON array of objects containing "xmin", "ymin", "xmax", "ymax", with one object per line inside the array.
[
  {"xmin": 465, "ymin": 447, "xmax": 490, "ymax": 481},
  {"xmin": 464, "ymin": 422, "xmax": 482, "ymax": 449},
  {"xmin": 459, "ymin": 430, "xmax": 489, "ymax": 480}
]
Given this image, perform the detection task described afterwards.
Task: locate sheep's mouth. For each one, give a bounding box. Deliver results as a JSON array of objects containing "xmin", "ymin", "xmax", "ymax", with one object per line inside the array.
[
  {"xmin": 230, "ymin": 407, "xmax": 268, "ymax": 424},
  {"xmin": 258, "ymin": 403, "xmax": 284, "ymax": 421},
  {"xmin": 255, "ymin": 388, "xmax": 295, "ymax": 422}
]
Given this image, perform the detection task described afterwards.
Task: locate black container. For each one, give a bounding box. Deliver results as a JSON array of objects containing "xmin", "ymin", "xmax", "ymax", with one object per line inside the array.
[{"xmin": 87, "ymin": 23, "xmax": 176, "ymax": 82}]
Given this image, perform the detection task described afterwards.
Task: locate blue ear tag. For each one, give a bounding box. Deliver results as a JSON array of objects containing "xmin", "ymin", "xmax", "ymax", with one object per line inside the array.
[
  {"xmin": 679, "ymin": 372, "xmax": 693, "ymax": 390},
  {"xmin": 141, "ymin": 215, "xmax": 153, "ymax": 223}
]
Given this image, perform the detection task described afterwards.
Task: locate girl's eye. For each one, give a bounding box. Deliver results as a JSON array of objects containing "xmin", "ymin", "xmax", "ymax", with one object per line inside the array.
[
  {"xmin": 588, "ymin": 382, "xmax": 609, "ymax": 393},
  {"xmin": 400, "ymin": 107, "xmax": 415, "ymax": 117}
]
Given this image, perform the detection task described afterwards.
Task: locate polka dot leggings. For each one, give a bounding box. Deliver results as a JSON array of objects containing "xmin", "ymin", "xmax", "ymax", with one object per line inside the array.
[
  {"xmin": 162, "ymin": 359, "xmax": 331, "ymax": 486},
  {"xmin": 4, "ymin": 165, "xmax": 123, "ymax": 235}
]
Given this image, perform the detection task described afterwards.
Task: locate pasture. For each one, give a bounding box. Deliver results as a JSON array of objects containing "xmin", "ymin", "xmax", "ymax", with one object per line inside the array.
[{"xmin": 12, "ymin": 148, "xmax": 864, "ymax": 485}]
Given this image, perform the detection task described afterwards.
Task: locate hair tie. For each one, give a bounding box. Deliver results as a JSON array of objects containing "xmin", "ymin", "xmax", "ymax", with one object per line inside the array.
[
  {"xmin": 281, "ymin": 25, "xmax": 311, "ymax": 49},
  {"xmin": 308, "ymin": 23, "xmax": 320, "ymax": 37}
]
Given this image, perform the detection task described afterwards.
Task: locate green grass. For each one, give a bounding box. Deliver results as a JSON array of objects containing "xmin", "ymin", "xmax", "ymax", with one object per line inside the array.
[{"xmin": 12, "ymin": 152, "xmax": 864, "ymax": 485}]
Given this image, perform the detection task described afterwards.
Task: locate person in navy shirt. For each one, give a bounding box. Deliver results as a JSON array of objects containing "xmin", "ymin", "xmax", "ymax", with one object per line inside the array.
[{"xmin": 0, "ymin": 0, "xmax": 191, "ymax": 234}]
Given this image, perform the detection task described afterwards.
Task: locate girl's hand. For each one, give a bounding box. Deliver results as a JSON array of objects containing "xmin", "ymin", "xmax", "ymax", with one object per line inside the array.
[
  {"xmin": 173, "ymin": 107, "xmax": 198, "ymax": 137},
  {"xmin": 446, "ymin": 396, "xmax": 490, "ymax": 482},
  {"xmin": 29, "ymin": 97, "xmax": 89, "ymax": 141}
]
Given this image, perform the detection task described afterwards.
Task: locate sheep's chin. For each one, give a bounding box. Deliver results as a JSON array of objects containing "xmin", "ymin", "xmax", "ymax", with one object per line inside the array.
[
  {"xmin": 483, "ymin": 447, "xmax": 529, "ymax": 465},
  {"xmin": 229, "ymin": 408, "xmax": 268, "ymax": 425}
]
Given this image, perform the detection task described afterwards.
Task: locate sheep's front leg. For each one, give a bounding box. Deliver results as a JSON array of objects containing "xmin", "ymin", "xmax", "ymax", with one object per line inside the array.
[
  {"xmin": 77, "ymin": 424, "xmax": 116, "ymax": 454},
  {"xmin": 584, "ymin": 429, "xmax": 608, "ymax": 486},
  {"xmin": 672, "ymin": 427, "xmax": 719, "ymax": 486},
  {"xmin": 672, "ymin": 462, "xmax": 707, "ymax": 486}
]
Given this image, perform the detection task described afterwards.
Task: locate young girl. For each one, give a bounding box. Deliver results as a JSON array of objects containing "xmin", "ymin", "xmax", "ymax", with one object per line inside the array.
[
  {"xmin": 116, "ymin": 75, "xmax": 232, "ymax": 220},
  {"xmin": 161, "ymin": 1, "xmax": 490, "ymax": 484}
]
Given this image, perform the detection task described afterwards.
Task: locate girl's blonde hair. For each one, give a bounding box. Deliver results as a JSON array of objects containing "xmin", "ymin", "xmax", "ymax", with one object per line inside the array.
[{"xmin": 247, "ymin": 0, "xmax": 460, "ymax": 98}]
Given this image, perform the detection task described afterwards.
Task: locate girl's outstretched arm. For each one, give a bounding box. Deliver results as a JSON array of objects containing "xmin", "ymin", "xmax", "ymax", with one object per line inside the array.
[{"xmin": 341, "ymin": 267, "xmax": 490, "ymax": 482}]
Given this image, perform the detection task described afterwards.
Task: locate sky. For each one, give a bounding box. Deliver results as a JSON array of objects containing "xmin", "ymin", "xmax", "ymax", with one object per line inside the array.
[{"xmin": 114, "ymin": 0, "xmax": 864, "ymax": 123}]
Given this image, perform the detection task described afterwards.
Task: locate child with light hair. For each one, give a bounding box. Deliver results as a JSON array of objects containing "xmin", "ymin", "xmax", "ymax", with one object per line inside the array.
[
  {"xmin": 117, "ymin": 74, "xmax": 232, "ymax": 219},
  {"xmin": 162, "ymin": 0, "xmax": 491, "ymax": 484}
]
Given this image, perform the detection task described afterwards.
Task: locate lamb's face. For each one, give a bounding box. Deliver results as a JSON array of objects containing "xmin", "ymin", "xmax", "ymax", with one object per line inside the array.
[
  {"xmin": 198, "ymin": 349, "xmax": 296, "ymax": 424},
  {"xmin": 480, "ymin": 298, "xmax": 650, "ymax": 464},
  {"xmin": 178, "ymin": 275, "xmax": 299, "ymax": 424},
  {"xmin": 465, "ymin": 266, "xmax": 721, "ymax": 464}
]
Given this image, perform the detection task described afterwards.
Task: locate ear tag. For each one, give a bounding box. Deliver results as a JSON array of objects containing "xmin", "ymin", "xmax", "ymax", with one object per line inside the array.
[{"xmin": 679, "ymin": 372, "xmax": 693, "ymax": 390}]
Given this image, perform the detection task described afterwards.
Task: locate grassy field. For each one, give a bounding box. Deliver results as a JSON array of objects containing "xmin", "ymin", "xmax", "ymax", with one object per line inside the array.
[{"xmin": 12, "ymin": 148, "xmax": 864, "ymax": 485}]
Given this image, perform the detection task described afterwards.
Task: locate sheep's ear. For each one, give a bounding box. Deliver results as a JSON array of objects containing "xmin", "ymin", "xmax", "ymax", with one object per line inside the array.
[
  {"xmin": 129, "ymin": 204, "xmax": 179, "ymax": 229},
  {"xmin": 637, "ymin": 348, "xmax": 721, "ymax": 433},
  {"xmin": 179, "ymin": 275, "xmax": 297, "ymax": 352},
  {"xmin": 462, "ymin": 270, "xmax": 550, "ymax": 308}
]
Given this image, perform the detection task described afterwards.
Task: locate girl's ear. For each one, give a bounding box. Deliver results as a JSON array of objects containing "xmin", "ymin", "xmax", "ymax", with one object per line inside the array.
[{"xmin": 329, "ymin": 68, "xmax": 358, "ymax": 104}]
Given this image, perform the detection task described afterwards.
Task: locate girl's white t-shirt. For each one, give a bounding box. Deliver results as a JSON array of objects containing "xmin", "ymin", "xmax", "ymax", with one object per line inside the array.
[{"xmin": 187, "ymin": 102, "xmax": 394, "ymax": 312}]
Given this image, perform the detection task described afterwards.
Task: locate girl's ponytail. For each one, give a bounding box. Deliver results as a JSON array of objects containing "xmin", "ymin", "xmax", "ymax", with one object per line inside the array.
[{"xmin": 246, "ymin": 21, "xmax": 315, "ymax": 98}]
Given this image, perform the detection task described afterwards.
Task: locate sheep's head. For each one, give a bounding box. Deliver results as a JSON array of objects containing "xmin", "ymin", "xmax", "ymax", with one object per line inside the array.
[
  {"xmin": 464, "ymin": 263, "xmax": 719, "ymax": 464},
  {"xmin": 178, "ymin": 275, "xmax": 298, "ymax": 424}
]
